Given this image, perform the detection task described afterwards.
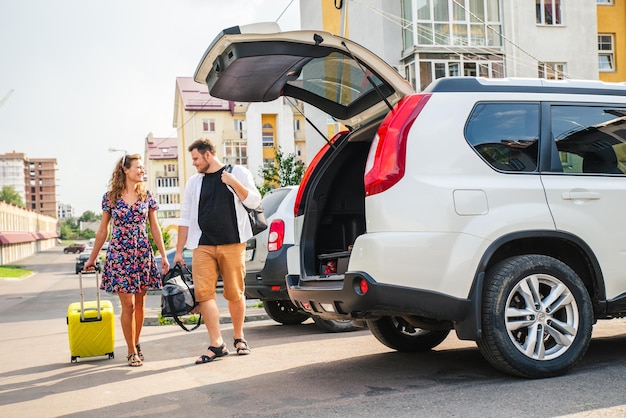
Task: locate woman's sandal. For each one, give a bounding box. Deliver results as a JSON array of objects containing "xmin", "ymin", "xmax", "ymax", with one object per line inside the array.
[
  {"xmin": 127, "ymin": 353, "xmax": 143, "ymax": 367},
  {"xmin": 136, "ymin": 344, "xmax": 143, "ymax": 361},
  {"xmin": 195, "ymin": 343, "xmax": 229, "ymax": 365},
  {"xmin": 234, "ymin": 338, "xmax": 251, "ymax": 355}
]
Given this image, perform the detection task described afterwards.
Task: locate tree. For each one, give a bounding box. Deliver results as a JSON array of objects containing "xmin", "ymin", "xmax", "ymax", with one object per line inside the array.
[
  {"xmin": 79, "ymin": 211, "xmax": 101, "ymax": 222},
  {"xmin": 148, "ymin": 222, "xmax": 171, "ymax": 254},
  {"xmin": 258, "ymin": 147, "xmax": 306, "ymax": 195},
  {"xmin": 0, "ymin": 185, "xmax": 25, "ymax": 208}
]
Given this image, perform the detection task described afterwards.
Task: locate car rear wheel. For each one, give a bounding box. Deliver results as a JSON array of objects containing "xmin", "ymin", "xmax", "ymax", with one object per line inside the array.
[
  {"xmin": 263, "ymin": 300, "xmax": 310, "ymax": 325},
  {"xmin": 367, "ymin": 316, "xmax": 450, "ymax": 352},
  {"xmin": 478, "ymin": 255, "xmax": 593, "ymax": 378}
]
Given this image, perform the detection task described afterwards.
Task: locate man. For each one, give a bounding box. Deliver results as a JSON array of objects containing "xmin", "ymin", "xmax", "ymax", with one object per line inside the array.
[{"xmin": 174, "ymin": 138, "xmax": 261, "ymax": 364}]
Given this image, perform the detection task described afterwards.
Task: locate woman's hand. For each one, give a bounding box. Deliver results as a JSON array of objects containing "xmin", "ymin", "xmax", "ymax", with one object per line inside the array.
[
  {"xmin": 161, "ymin": 258, "xmax": 170, "ymax": 275},
  {"xmin": 83, "ymin": 260, "xmax": 96, "ymax": 272}
]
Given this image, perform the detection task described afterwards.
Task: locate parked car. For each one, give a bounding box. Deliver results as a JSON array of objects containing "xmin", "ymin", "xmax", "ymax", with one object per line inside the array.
[
  {"xmin": 75, "ymin": 251, "xmax": 101, "ymax": 274},
  {"xmin": 195, "ymin": 22, "xmax": 626, "ymax": 378},
  {"xmin": 64, "ymin": 243, "xmax": 86, "ymax": 254},
  {"xmin": 244, "ymin": 186, "xmax": 355, "ymax": 332}
]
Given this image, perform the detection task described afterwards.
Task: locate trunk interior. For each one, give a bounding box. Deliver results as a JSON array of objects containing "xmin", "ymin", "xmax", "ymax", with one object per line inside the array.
[{"xmin": 301, "ymin": 122, "xmax": 380, "ymax": 278}]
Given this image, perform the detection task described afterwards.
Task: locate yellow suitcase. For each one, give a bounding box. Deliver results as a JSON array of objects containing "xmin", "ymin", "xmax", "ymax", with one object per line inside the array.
[{"xmin": 67, "ymin": 271, "xmax": 115, "ymax": 362}]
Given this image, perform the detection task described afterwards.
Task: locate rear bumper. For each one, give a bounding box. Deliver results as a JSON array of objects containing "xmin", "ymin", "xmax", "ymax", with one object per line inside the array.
[
  {"xmin": 286, "ymin": 271, "xmax": 472, "ymax": 324},
  {"xmin": 244, "ymin": 245, "xmax": 291, "ymax": 301}
]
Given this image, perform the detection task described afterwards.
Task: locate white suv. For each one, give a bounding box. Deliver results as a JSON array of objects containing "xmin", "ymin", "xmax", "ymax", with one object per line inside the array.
[{"xmin": 194, "ymin": 23, "xmax": 626, "ymax": 378}]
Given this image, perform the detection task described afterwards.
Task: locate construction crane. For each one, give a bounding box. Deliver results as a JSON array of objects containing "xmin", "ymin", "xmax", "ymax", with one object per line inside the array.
[{"xmin": 0, "ymin": 89, "xmax": 14, "ymax": 109}]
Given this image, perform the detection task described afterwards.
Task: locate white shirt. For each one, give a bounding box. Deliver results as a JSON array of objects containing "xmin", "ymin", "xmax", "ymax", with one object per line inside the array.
[{"xmin": 178, "ymin": 165, "xmax": 262, "ymax": 249}]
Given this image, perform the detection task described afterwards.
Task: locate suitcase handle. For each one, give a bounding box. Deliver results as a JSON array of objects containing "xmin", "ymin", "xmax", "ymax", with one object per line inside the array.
[{"xmin": 79, "ymin": 271, "xmax": 101, "ymax": 322}]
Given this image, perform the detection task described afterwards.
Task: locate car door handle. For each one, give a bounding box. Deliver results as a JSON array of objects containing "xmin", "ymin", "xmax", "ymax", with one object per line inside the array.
[{"xmin": 561, "ymin": 191, "xmax": 601, "ymax": 200}]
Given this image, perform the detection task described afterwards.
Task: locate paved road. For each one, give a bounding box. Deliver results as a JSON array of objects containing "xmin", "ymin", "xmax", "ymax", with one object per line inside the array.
[{"xmin": 2, "ymin": 248, "xmax": 626, "ymax": 417}]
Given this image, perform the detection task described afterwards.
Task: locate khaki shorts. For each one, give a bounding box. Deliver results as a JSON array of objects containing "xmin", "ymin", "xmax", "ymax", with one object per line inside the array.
[{"xmin": 192, "ymin": 243, "xmax": 246, "ymax": 302}]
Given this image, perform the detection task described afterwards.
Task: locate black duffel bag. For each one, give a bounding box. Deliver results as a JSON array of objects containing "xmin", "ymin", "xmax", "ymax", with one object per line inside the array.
[{"xmin": 161, "ymin": 263, "xmax": 202, "ymax": 331}]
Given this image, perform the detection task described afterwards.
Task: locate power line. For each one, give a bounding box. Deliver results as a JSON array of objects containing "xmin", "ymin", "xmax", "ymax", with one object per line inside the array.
[{"xmin": 276, "ymin": 0, "xmax": 296, "ymax": 24}]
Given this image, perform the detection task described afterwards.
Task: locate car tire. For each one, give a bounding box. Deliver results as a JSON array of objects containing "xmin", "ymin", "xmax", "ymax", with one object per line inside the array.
[
  {"xmin": 311, "ymin": 316, "xmax": 358, "ymax": 333},
  {"xmin": 263, "ymin": 300, "xmax": 310, "ymax": 325},
  {"xmin": 478, "ymin": 254, "xmax": 593, "ymax": 378},
  {"xmin": 64, "ymin": 249, "xmax": 69, "ymax": 254},
  {"xmin": 367, "ymin": 316, "xmax": 450, "ymax": 351}
]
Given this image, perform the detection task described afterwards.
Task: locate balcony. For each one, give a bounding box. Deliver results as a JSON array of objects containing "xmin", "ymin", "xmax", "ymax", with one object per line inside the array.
[
  {"xmin": 222, "ymin": 129, "xmax": 247, "ymax": 141},
  {"xmin": 153, "ymin": 170, "xmax": 178, "ymax": 177}
]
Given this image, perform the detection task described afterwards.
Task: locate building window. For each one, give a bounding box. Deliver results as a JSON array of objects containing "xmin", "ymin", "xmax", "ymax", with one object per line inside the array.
[
  {"xmin": 224, "ymin": 141, "xmax": 248, "ymax": 165},
  {"xmin": 536, "ymin": 0, "xmax": 561, "ymax": 25},
  {"xmin": 417, "ymin": 55, "xmax": 504, "ymax": 91},
  {"xmin": 294, "ymin": 119, "xmax": 301, "ymax": 131},
  {"xmin": 408, "ymin": 0, "xmax": 501, "ymax": 47},
  {"xmin": 597, "ymin": 0, "xmax": 613, "ymax": 4},
  {"xmin": 156, "ymin": 177, "xmax": 179, "ymax": 187},
  {"xmin": 263, "ymin": 158, "xmax": 275, "ymax": 170},
  {"xmin": 538, "ymin": 62, "xmax": 566, "ymax": 79},
  {"xmin": 202, "ymin": 119, "xmax": 215, "ymax": 132},
  {"xmin": 598, "ymin": 34, "xmax": 615, "ymax": 72},
  {"xmin": 262, "ymin": 123, "xmax": 274, "ymax": 148}
]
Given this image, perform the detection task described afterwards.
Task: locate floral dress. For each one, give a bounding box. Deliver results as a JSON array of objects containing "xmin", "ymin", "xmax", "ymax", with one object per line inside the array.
[{"xmin": 100, "ymin": 191, "xmax": 162, "ymax": 293}]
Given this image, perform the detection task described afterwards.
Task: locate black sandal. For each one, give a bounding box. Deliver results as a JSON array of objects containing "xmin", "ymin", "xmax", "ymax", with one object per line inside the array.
[
  {"xmin": 195, "ymin": 343, "xmax": 229, "ymax": 364},
  {"xmin": 127, "ymin": 353, "xmax": 142, "ymax": 367},
  {"xmin": 234, "ymin": 338, "xmax": 251, "ymax": 355},
  {"xmin": 136, "ymin": 344, "xmax": 143, "ymax": 361}
]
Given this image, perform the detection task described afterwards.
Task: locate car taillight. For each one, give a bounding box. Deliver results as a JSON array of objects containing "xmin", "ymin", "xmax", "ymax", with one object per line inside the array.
[
  {"xmin": 267, "ymin": 219, "xmax": 285, "ymax": 252},
  {"xmin": 364, "ymin": 94, "xmax": 431, "ymax": 196},
  {"xmin": 294, "ymin": 130, "xmax": 349, "ymax": 217}
]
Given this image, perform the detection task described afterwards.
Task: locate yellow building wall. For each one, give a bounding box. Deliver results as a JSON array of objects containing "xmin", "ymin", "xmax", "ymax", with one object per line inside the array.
[
  {"xmin": 321, "ymin": 1, "xmax": 345, "ymax": 35},
  {"xmin": 598, "ymin": 1, "xmax": 626, "ymax": 82},
  {"xmin": 321, "ymin": 2, "xmax": 348, "ymax": 137},
  {"xmin": 261, "ymin": 114, "xmax": 277, "ymax": 160}
]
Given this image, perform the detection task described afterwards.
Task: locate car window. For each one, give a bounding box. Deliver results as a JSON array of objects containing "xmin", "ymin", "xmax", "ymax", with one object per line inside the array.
[
  {"xmin": 465, "ymin": 102, "xmax": 540, "ymax": 172},
  {"xmin": 261, "ymin": 188, "xmax": 293, "ymax": 218},
  {"xmin": 551, "ymin": 106, "xmax": 626, "ymax": 175},
  {"xmin": 289, "ymin": 52, "xmax": 385, "ymax": 108}
]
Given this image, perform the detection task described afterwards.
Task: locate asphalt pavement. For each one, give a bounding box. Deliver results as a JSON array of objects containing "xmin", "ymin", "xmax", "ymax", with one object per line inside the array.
[
  {"xmin": 0, "ymin": 246, "xmax": 276, "ymax": 417},
  {"xmin": 3, "ymin": 247, "xmax": 626, "ymax": 417}
]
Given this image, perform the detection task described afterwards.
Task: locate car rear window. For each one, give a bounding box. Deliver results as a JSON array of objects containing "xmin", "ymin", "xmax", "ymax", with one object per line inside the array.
[
  {"xmin": 261, "ymin": 188, "xmax": 292, "ymax": 217},
  {"xmin": 287, "ymin": 51, "xmax": 385, "ymax": 108}
]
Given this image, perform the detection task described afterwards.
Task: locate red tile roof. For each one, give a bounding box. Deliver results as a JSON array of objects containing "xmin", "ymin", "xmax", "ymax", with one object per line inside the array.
[
  {"xmin": 176, "ymin": 77, "xmax": 232, "ymax": 112},
  {"xmin": 146, "ymin": 137, "xmax": 178, "ymax": 160}
]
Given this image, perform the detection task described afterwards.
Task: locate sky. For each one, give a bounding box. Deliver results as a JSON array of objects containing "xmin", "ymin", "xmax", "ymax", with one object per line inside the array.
[{"xmin": 0, "ymin": 0, "xmax": 300, "ymax": 216}]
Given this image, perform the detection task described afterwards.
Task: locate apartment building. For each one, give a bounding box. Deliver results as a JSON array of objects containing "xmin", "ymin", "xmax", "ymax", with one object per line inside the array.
[
  {"xmin": 597, "ymin": 0, "xmax": 626, "ymax": 82},
  {"xmin": 0, "ymin": 152, "xmax": 58, "ymax": 218},
  {"xmin": 144, "ymin": 134, "xmax": 180, "ymax": 241},
  {"xmin": 0, "ymin": 152, "xmax": 26, "ymax": 202},
  {"xmin": 57, "ymin": 203, "xmax": 75, "ymax": 219}
]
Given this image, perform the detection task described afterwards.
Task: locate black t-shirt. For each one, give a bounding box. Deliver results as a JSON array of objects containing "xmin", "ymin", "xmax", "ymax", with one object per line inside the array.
[{"xmin": 198, "ymin": 168, "xmax": 240, "ymax": 245}]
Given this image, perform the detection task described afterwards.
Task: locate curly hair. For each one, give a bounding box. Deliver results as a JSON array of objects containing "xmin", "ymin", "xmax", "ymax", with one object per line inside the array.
[{"xmin": 107, "ymin": 153, "xmax": 147, "ymax": 204}]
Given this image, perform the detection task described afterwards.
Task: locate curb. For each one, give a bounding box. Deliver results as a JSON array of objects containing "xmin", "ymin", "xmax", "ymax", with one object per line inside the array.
[{"xmin": 143, "ymin": 308, "xmax": 270, "ymax": 326}]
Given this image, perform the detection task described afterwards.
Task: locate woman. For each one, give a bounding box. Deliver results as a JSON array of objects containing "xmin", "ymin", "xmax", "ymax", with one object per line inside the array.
[{"xmin": 85, "ymin": 153, "xmax": 169, "ymax": 367}]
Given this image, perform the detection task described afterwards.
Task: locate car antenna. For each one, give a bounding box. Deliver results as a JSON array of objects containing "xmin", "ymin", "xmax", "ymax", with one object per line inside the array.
[
  {"xmin": 286, "ymin": 96, "xmax": 337, "ymax": 150},
  {"xmin": 341, "ymin": 41, "xmax": 394, "ymax": 112}
]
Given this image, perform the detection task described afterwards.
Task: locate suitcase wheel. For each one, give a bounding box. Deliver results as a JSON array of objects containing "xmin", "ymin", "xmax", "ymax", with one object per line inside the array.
[
  {"xmin": 71, "ymin": 356, "xmax": 78, "ymax": 363},
  {"xmin": 108, "ymin": 352, "xmax": 115, "ymax": 359}
]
